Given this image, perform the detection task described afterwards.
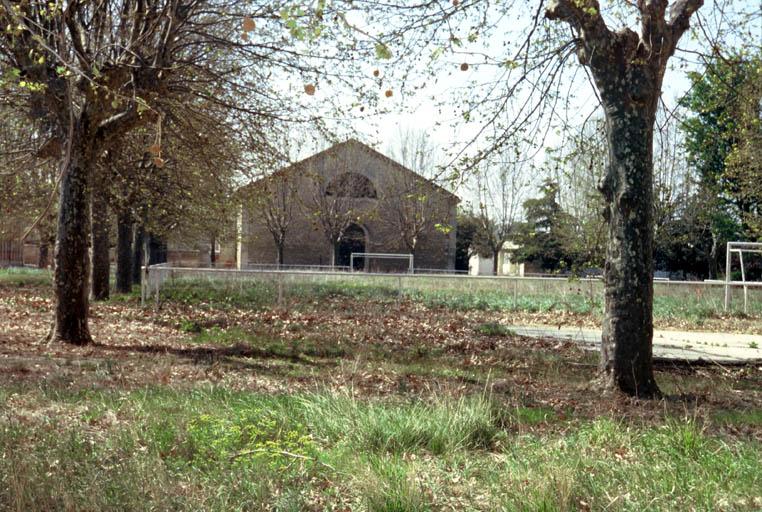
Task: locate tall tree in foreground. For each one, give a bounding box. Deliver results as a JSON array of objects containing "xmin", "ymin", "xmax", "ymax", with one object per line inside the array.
[
  {"xmin": 545, "ymin": 0, "xmax": 703, "ymax": 396},
  {"xmin": 0, "ymin": 1, "xmax": 205, "ymax": 343},
  {"xmin": 1, "ymin": 1, "xmax": 354, "ymax": 343}
]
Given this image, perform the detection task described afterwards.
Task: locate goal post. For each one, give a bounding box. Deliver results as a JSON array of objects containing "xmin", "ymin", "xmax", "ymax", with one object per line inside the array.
[
  {"xmin": 724, "ymin": 241, "xmax": 762, "ymax": 313},
  {"xmin": 350, "ymin": 252, "xmax": 414, "ymax": 273}
]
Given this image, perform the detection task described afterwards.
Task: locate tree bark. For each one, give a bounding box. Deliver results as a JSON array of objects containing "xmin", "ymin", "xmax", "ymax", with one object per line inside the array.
[
  {"xmin": 709, "ymin": 231, "xmax": 718, "ymax": 279},
  {"xmin": 277, "ymin": 243, "xmax": 284, "ymax": 268},
  {"xmin": 51, "ymin": 142, "xmax": 93, "ymax": 345},
  {"xmin": 147, "ymin": 234, "xmax": 166, "ymax": 265},
  {"xmin": 598, "ymin": 96, "xmax": 660, "ymax": 398},
  {"xmin": 132, "ymin": 225, "xmax": 144, "ymax": 285},
  {"xmin": 210, "ymin": 234, "xmax": 216, "ymax": 268},
  {"xmin": 492, "ymin": 249, "xmax": 499, "ymax": 276},
  {"xmin": 91, "ymin": 189, "xmax": 110, "ymax": 300},
  {"xmin": 38, "ymin": 242, "xmax": 49, "ymax": 269},
  {"xmin": 116, "ymin": 211, "xmax": 133, "ymax": 293}
]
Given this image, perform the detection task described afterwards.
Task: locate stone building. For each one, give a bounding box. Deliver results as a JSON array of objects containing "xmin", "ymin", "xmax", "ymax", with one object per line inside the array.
[{"xmin": 237, "ymin": 139, "xmax": 459, "ymax": 271}]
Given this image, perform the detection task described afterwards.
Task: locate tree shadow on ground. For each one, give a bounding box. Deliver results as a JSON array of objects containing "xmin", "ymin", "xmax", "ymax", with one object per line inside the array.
[{"xmin": 91, "ymin": 341, "xmax": 337, "ymax": 372}]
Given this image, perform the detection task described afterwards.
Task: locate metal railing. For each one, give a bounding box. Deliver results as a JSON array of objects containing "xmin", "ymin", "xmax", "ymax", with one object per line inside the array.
[
  {"xmin": 723, "ymin": 241, "xmax": 762, "ymax": 314},
  {"xmin": 140, "ymin": 262, "xmax": 762, "ymax": 316},
  {"xmin": 0, "ymin": 239, "xmax": 24, "ymax": 267}
]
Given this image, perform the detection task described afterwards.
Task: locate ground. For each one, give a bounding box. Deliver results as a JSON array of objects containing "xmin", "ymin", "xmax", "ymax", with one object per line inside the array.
[{"xmin": 0, "ymin": 270, "xmax": 760, "ymax": 510}]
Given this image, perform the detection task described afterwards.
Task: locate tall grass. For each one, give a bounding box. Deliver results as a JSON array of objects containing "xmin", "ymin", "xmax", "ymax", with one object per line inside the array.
[{"xmin": 1, "ymin": 386, "xmax": 760, "ymax": 511}]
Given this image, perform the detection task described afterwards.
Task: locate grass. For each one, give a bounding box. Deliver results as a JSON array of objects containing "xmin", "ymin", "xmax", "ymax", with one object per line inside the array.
[
  {"xmin": 476, "ymin": 321, "xmax": 516, "ymax": 337},
  {"xmin": 152, "ymin": 276, "xmax": 762, "ymax": 327},
  {"xmin": 0, "ymin": 267, "xmax": 51, "ymax": 287},
  {"xmin": 3, "ymin": 267, "xmax": 758, "ymax": 328},
  {"xmin": 191, "ymin": 326, "xmax": 349, "ymax": 359},
  {"xmin": 1, "ymin": 276, "xmax": 761, "ymax": 510},
  {"xmin": 1, "ymin": 385, "xmax": 760, "ymax": 511}
]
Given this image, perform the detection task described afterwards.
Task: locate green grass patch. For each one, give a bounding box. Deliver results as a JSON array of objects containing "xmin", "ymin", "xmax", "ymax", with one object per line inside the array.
[
  {"xmin": 475, "ymin": 321, "xmax": 516, "ymax": 337},
  {"xmin": 712, "ymin": 409, "xmax": 762, "ymax": 427},
  {"xmin": 1, "ymin": 386, "xmax": 760, "ymax": 511},
  {"xmin": 190, "ymin": 326, "xmax": 349, "ymax": 359},
  {"xmin": 0, "ymin": 267, "xmax": 51, "ymax": 287}
]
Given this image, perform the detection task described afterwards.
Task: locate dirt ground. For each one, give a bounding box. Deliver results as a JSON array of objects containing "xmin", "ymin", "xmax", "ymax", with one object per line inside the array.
[{"xmin": 1, "ymin": 283, "xmax": 761, "ymax": 440}]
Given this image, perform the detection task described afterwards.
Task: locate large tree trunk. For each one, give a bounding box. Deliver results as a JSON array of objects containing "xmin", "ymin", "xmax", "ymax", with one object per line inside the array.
[
  {"xmin": 598, "ymin": 97, "xmax": 660, "ymax": 398},
  {"xmin": 132, "ymin": 225, "xmax": 144, "ymax": 285},
  {"xmin": 91, "ymin": 189, "xmax": 110, "ymax": 300},
  {"xmin": 116, "ymin": 211, "xmax": 133, "ymax": 293},
  {"xmin": 545, "ymin": 0, "xmax": 704, "ymax": 399},
  {"xmin": 492, "ymin": 249, "xmax": 499, "ymax": 276},
  {"xmin": 51, "ymin": 143, "xmax": 93, "ymax": 345}
]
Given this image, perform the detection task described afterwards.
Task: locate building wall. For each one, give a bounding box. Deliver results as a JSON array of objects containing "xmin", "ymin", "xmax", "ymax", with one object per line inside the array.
[{"xmin": 239, "ymin": 140, "xmax": 458, "ymax": 270}]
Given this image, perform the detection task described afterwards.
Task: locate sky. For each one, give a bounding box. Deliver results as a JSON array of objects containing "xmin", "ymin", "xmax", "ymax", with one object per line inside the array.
[{"xmin": 287, "ymin": 0, "xmax": 760, "ymax": 207}]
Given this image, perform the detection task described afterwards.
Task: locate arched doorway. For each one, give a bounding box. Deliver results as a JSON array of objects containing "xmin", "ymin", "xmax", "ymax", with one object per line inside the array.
[{"xmin": 337, "ymin": 224, "xmax": 366, "ymax": 270}]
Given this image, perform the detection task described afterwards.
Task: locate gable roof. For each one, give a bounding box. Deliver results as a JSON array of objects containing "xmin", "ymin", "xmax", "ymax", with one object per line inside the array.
[{"xmin": 240, "ymin": 139, "xmax": 460, "ymax": 202}]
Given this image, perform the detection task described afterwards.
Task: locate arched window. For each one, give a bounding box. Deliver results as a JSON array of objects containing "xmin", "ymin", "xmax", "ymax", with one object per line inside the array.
[{"xmin": 325, "ymin": 172, "xmax": 377, "ymax": 198}]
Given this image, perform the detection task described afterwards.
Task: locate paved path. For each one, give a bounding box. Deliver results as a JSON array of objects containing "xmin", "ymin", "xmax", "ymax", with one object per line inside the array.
[{"xmin": 512, "ymin": 325, "xmax": 762, "ymax": 363}]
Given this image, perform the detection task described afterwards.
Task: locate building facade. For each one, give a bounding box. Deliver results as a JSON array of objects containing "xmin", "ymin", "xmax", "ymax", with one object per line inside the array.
[{"xmin": 238, "ymin": 140, "xmax": 459, "ymax": 271}]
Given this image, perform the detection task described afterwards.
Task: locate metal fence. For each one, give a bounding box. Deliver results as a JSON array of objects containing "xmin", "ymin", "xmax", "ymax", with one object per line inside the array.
[
  {"xmin": 0, "ymin": 239, "xmax": 24, "ymax": 267},
  {"xmin": 140, "ymin": 263, "xmax": 762, "ymax": 316}
]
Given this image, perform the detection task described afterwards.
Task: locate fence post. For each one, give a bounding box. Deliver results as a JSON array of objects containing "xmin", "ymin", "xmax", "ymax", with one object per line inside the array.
[
  {"xmin": 724, "ymin": 242, "xmax": 731, "ymax": 312},
  {"xmin": 277, "ymin": 271, "xmax": 283, "ymax": 308},
  {"xmin": 739, "ymin": 250, "xmax": 748, "ymax": 314},
  {"xmin": 155, "ymin": 267, "xmax": 160, "ymax": 309},
  {"xmin": 141, "ymin": 265, "xmax": 147, "ymax": 306}
]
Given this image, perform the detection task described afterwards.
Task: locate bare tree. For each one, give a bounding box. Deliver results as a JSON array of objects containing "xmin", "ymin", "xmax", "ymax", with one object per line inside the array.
[
  {"xmin": 551, "ymin": 119, "xmax": 608, "ymax": 268},
  {"xmin": 385, "ymin": 127, "xmax": 441, "ymax": 179},
  {"xmin": 245, "ymin": 173, "xmax": 298, "ymax": 268},
  {"xmin": 471, "ymin": 154, "xmax": 532, "ymax": 275},
  {"xmin": 380, "ymin": 168, "xmax": 454, "ymax": 261},
  {"xmin": 324, "ymin": 0, "xmax": 734, "ymax": 396},
  {"xmin": 381, "ymin": 130, "xmax": 454, "ymax": 261},
  {"xmin": 300, "ymin": 146, "xmax": 378, "ymax": 266},
  {"xmin": 304, "ymin": 167, "xmax": 373, "ymax": 268},
  {"xmin": 0, "ymin": 105, "xmax": 57, "ymax": 269}
]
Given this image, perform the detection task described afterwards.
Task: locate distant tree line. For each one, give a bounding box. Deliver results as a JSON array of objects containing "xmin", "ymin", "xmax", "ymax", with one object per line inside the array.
[{"xmin": 457, "ymin": 51, "xmax": 761, "ymax": 280}]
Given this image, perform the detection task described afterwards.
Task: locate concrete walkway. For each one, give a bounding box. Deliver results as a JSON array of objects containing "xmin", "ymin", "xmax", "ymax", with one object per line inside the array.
[{"xmin": 512, "ymin": 325, "xmax": 762, "ymax": 363}]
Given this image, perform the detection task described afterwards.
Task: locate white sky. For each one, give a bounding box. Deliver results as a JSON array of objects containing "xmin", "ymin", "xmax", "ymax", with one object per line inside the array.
[{"xmin": 288, "ymin": 0, "xmax": 760, "ymax": 208}]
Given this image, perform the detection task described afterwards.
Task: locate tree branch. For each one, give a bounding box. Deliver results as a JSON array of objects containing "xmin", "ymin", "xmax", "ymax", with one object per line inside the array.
[
  {"xmin": 545, "ymin": 0, "xmax": 611, "ymax": 48},
  {"xmin": 668, "ymin": 0, "xmax": 704, "ymax": 48},
  {"xmin": 638, "ymin": 0, "xmax": 668, "ymax": 55}
]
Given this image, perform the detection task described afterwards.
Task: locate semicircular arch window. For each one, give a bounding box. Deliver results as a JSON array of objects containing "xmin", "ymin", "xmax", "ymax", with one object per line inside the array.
[{"xmin": 325, "ymin": 172, "xmax": 377, "ymax": 198}]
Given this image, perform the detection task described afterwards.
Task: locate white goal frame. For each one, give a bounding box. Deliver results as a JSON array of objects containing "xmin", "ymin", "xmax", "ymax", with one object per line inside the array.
[
  {"xmin": 350, "ymin": 252, "xmax": 414, "ymax": 273},
  {"xmin": 724, "ymin": 241, "xmax": 762, "ymax": 313}
]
